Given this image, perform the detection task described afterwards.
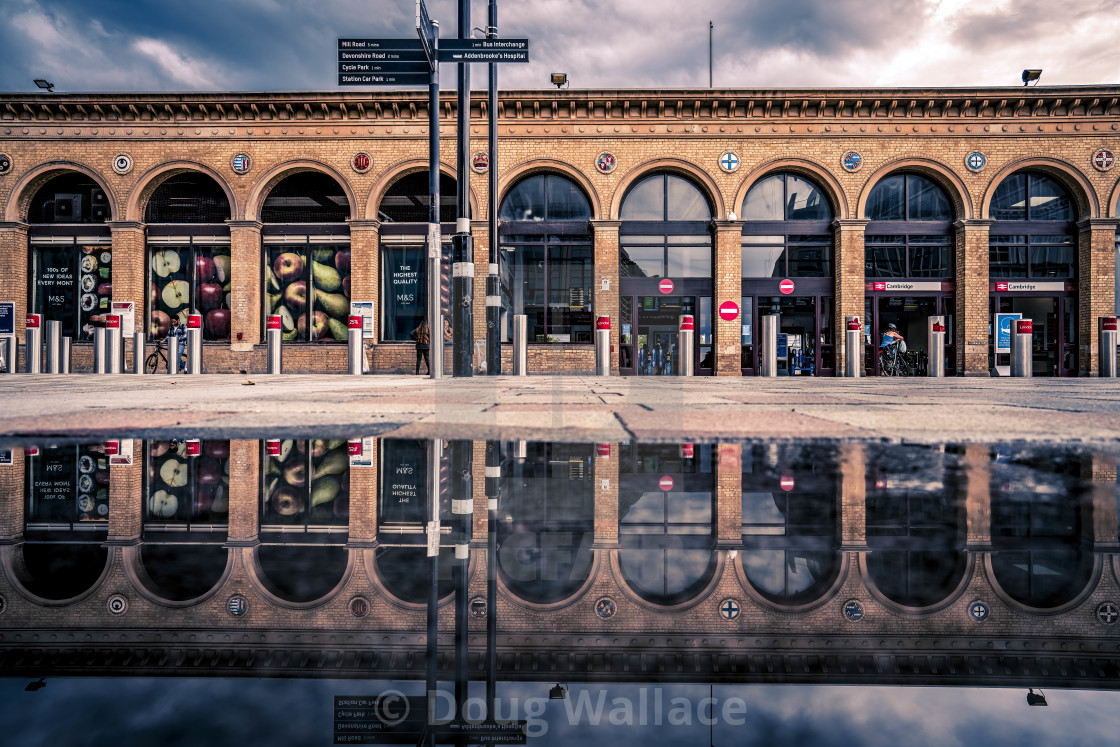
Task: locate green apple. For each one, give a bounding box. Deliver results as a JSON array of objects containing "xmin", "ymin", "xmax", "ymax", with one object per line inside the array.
[
  {"xmin": 152, "ymin": 249, "xmax": 181, "ymax": 278},
  {"xmin": 148, "ymin": 490, "xmax": 179, "ymax": 518},
  {"xmin": 159, "ymin": 458, "xmax": 189, "ymax": 487},
  {"xmin": 161, "ymin": 280, "xmax": 190, "ymax": 309}
]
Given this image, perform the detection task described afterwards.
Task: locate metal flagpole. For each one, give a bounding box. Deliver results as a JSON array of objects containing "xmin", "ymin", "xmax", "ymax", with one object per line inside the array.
[
  {"xmin": 427, "ymin": 20, "xmax": 443, "ymax": 380},
  {"xmin": 486, "ymin": 0, "xmax": 501, "ymax": 375},
  {"xmin": 452, "ymin": 0, "xmax": 474, "ymax": 377}
]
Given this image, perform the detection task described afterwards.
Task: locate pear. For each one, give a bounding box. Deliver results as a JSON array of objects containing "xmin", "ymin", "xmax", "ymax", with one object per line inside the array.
[
  {"xmin": 310, "ymin": 476, "xmax": 341, "ymax": 507},
  {"xmin": 314, "ymin": 290, "xmax": 350, "ymax": 320},
  {"xmin": 266, "ymin": 264, "xmax": 282, "ymax": 292},
  {"xmin": 328, "ymin": 318, "xmax": 348, "ymax": 341},
  {"xmin": 312, "ymin": 262, "xmax": 342, "ymax": 292},
  {"xmin": 313, "ymin": 449, "xmax": 349, "ymax": 479},
  {"xmin": 312, "ymin": 247, "xmax": 335, "ymax": 264}
]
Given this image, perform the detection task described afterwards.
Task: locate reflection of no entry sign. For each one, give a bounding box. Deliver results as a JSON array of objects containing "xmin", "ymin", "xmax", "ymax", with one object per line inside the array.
[
  {"xmin": 718, "ymin": 301, "xmax": 739, "ymax": 321},
  {"xmin": 659, "ymin": 475, "xmax": 674, "ymax": 491},
  {"xmin": 779, "ymin": 279, "xmax": 795, "ymax": 295},
  {"xmin": 658, "ymin": 278, "xmax": 674, "ymax": 294},
  {"xmin": 779, "ymin": 473, "xmax": 795, "ymax": 491}
]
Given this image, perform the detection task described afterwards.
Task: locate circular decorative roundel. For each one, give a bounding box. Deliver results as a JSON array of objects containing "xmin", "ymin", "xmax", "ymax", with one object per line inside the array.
[
  {"xmin": 230, "ymin": 153, "xmax": 252, "ymax": 175},
  {"xmin": 842, "ymin": 599, "xmax": 864, "ymax": 621},
  {"xmin": 1097, "ymin": 601, "xmax": 1119, "ymax": 625},
  {"xmin": 112, "ymin": 154, "xmax": 133, "ymax": 175},
  {"xmin": 968, "ymin": 599, "xmax": 990, "ymax": 622},
  {"xmin": 0, "ymin": 154, "xmax": 11, "ymax": 174},
  {"xmin": 471, "ymin": 152, "xmax": 489, "ymax": 173},
  {"xmin": 1092, "ymin": 149, "xmax": 1115, "ymax": 172},
  {"xmin": 227, "ymin": 594, "xmax": 248, "ymax": 617},
  {"xmin": 0, "ymin": 594, "xmax": 6, "ymax": 614},
  {"xmin": 841, "ymin": 151, "xmax": 862, "ymax": 173},
  {"xmin": 107, "ymin": 594, "xmax": 128, "ymax": 615},
  {"xmin": 595, "ymin": 152, "xmax": 617, "ymax": 174},
  {"xmin": 349, "ymin": 596, "xmax": 370, "ymax": 618},
  {"xmin": 718, "ymin": 151, "xmax": 740, "ymax": 173},
  {"xmin": 594, "ymin": 596, "xmax": 617, "ymax": 619},
  {"xmin": 351, "ymin": 151, "xmax": 372, "ymax": 174},
  {"xmin": 965, "ymin": 152, "xmax": 986, "ymax": 172},
  {"xmin": 470, "ymin": 596, "xmax": 487, "ymax": 618},
  {"xmin": 718, "ymin": 598, "xmax": 741, "ymax": 620}
]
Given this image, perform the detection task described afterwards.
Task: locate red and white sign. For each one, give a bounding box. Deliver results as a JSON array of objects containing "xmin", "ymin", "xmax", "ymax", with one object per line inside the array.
[
  {"xmin": 471, "ymin": 152, "xmax": 489, "ymax": 173},
  {"xmin": 779, "ymin": 473, "xmax": 795, "ymax": 492},
  {"xmin": 1016, "ymin": 320, "xmax": 1033, "ymax": 335},
  {"xmin": 265, "ymin": 439, "xmax": 281, "ymax": 457},
  {"xmin": 27, "ymin": 447, "xmax": 40, "ymax": 457},
  {"xmin": 106, "ymin": 314, "xmax": 120, "ymax": 329},
  {"xmin": 351, "ymin": 151, "xmax": 371, "ymax": 173},
  {"xmin": 659, "ymin": 475, "xmax": 674, "ymax": 491},
  {"xmin": 107, "ymin": 439, "xmax": 134, "ymax": 466},
  {"xmin": 348, "ymin": 440, "xmax": 363, "ymax": 456},
  {"xmin": 187, "ymin": 313, "xmax": 202, "ymax": 329},
  {"xmin": 847, "ymin": 317, "xmax": 861, "ymax": 331},
  {"xmin": 680, "ymin": 443, "xmax": 694, "ymax": 459},
  {"xmin": 111, "ymin": 301, "xmax": 135, "ymax": 333},
  {"xmin": 1104, "ymin": 318, "xmax": 1118, "ymax": 331},
  {"xmin": 932, "ymin": 322, "xmax": 945, "ymax": 332},
  {"xmin": 1093, "ymin": 149, "xmax": 1115, "ymax": 171},
  {"xmin": 718, "ymin": 301, "xmax": 739, "ymax": 322},
  {"xmin": 596, "ymin": 316, "xmax": 610, "ymax": 331},
  {"xmin": 25, "ymin": 314, "xmax": 41, "ymax": 329},
  {"xmin": 658, "ymin": 278, "xmax": 674, "ymax": 294},
  {"xmin": 104, "ymin": 441, "xmax": 119, "ymax": 456},
  {"xmin": 185, "ymin": 439, "xmax": 201, "ymax": 457},
  {"xmin": 779, "ymin": 279, "xmax": 795, "ymax": 295},
  {"xmin": 348, "ymin": 315, "xmax": 362, "ymax": 330},
  {"xmin": 596, "ymin": 443, "xmax": 611, "ymax": 458},
  {"xmin": 267, "ymin": 315, "xmax": 282, "ymax": 330},
  {"xmin": 679, "ymin": 316, "xmax": 694, "ymax": 331}
]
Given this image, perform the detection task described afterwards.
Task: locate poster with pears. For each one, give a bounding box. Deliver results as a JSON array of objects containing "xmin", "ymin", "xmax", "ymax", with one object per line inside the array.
[{"xmin": 265, "ymin": 245, "xmax": 352, "ymax": 341}]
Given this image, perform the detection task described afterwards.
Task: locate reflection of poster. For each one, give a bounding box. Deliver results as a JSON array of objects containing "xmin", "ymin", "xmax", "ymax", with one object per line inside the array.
[
  {"xmin": 108, "ymin": 439, "xmax": 133, "ymax": 466},
  {"xmin": 29, "ymin": 448, "xmax": 77, "ymax": 522},
  {"xmin": 379, "ymin": 440, "xmax": 426, "ymax": 524},
  {"xmin": 0, "ymin": 450, "xmax": 12, "ymax": 466},
  {"xmin": 350, "ymin": 301, "xmax": 374, "ymax": 339}
]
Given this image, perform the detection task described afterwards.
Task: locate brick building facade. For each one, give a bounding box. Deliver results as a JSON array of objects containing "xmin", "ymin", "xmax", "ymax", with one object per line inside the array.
[{"xmin": 0, "ymin": 86, "xmax": 1118, "ymax": 376}]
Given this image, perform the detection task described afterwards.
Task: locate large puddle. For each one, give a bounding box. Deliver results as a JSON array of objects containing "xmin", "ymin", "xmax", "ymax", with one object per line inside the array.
[{"xmin": 1, "ymin": 436, "xmax": 1118, "ymax": 744}]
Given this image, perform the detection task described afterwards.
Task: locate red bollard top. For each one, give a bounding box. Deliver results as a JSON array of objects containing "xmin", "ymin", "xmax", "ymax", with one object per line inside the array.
[
  {"xmin": 679, "ymin": 315, "xmax": 694, "ymax": 331},
  {"xmin": 106, "ymin": 315, "xmax": 120, "ymax": 329},
  {"xmin": 596, "ymin": 316, "xmax": 610, "ymax": 331},
  {"xmin": 267, "ymin": 315, "xmax": 282, "ymax": 330},
  {"xmin": 187, "ymin": 314, "xmax": 202, "ymax": 329},
  {"xmin": 25, "ymin": 314, "xmax": 41, "ymax": 328},
  {"xmin": 1016, "ymin": 320, "xmax": 1033, "ymax": 335},
  {"xmin": 1103, "ymin": 317, "xmax": 1118, "ymax": 331},
  {"xmin": 348, "ymin": 315, "xmax": 363, "ymax": 329},
  {"xmin": 846, "ymin": 317, "xmax": 861, "ymax": 331}
]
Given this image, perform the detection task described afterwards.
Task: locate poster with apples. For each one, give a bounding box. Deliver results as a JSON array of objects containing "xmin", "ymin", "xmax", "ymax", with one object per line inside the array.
[
  {"xmin": 150, "ymin": 246, "xmax": 232, "ymax": 341},
  {"xmin": 146, "ymin": 439, "xmax": 231, "ymax": 523},
  {"xmin": 266, "ymin": 246, "xmax": 352, "ymax": 342},
  {"xmin": 262, "ymin": 439, "xmax": 350, "ymax": 525}
]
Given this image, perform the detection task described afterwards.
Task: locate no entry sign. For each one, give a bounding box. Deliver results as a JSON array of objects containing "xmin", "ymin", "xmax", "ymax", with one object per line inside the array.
[
  {"xmin": 659, "ymin": 278, "xmax": 674, "ymax": 294},
  {"xmin": 718, "ymin": 301, "xmax": 739, "ymax": 321},
  {"xmin": 659, "ymin": 475, "xmax": 674, "ymax": 491},
  {"xmin": 779, "ymin": 279, "xmax": 795, "ymax": 295},
  {"xmin": 779, "ymin": 473, "xmax": 795, "ymax": 492}
]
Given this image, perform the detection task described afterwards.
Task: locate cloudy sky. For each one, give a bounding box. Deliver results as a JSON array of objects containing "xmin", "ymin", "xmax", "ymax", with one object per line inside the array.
[{"xmin": 0, "ymin": 0, "xmax": 1118, "ymax": 94}]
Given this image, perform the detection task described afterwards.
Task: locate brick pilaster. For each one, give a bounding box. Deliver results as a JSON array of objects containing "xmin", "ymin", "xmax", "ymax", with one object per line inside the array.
[
  {"xmin": 347, "ymin": 438, "xmax": 379, "ymax": 546},
  {"xmin": 1078, "ymin": 219, "xmax": 1119, "ymax": 376},
  {"xmin": 0, "ymin": 448, "xmax": 26, "ymax": 542},
  {"xmin": 1088, "ymin": 452, "xmax": 1118, "ymax": 549},
  {"xmin": 593, "ymin": 444, "xmax": 619, "ymax": 547},
  {"xmin": 0, "ymin": 223, "xmax": 29, "ymax": 339},
  {"xmin": 833, "ymin": 219, "xmax": 867, "ymax": 376},
  {"xmin": 591, "ymin": 220, "xmax": 620, "ymax": 374},
  {"xmin": 955, "ymin": 220, "xmax": 991, "ymax": 376},
  {"xmin": 716, "ymin": 444, "xmax": 742, "ymax": 546},
  {"xmin": 227, "ymin": 220, "xmax": 262, "ymax": 350},
  {"xmin": 713, "ymin": 220, "xmax": 742, "ymax": 376},
  {"xmin": 471, "ymin": 220, "xmax": 490, "ymax": 350},
  {"xmin": 107, "ymin": 440, "xmax": 143, "ymax": 543},
  {"xmin": 963, "ymin": 444, "xmax": 991, "ymax": 549},
  {"xmin": 107, "ymin": 222, "xmax": 146, "ymax": 335},
  {"xmin": 226, "ymin": 440, "xmax": 260, "ymax": 545},
  {"xmin": 838, "ymin": 443, "xmax": 866, "ymax": 550},
  {"xmin": 347, "ymin": 219, "xmax": 380, "ymax": 344}
]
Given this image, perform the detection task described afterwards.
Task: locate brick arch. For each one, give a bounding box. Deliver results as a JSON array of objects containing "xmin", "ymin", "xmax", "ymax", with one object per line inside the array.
[
  {"xmin": 984, "ymin": 551, "xmax": 1102, "ymax": 616},
  {"xmin": 733, "ymin": 158, "xmax": 849, "ymax": 220},
  {"xmin": 980, "ymin": 157, "xmax": 1099, "ymax": 220},
  {"xmin": 608, "ymin": 548, "xmax": 725, "ymax": 613},
  {"xmin": 497, "ymin": 158, "xmax": 603, "ymax": 220},
  {"xmin": 734, "ymin": 548, "xmax": 849, "ymax": 614},
  {"xmin": 245, "ymin": 159, "xmax": 358, "ymax": 222},
  {"xmin": 364, "ymin": 158, "xmax": 479, "ymax": 222},
  {"xmin": 0, "ymin": 543, "xmax": 113, "ymax": 608},
  {"xmin": 496, "ymin": 545, "xmax": 603, "ymax": 612},
  {"xmin": 364, "ymin": 547, "xmax": 474, "ymax": 611},
  {"xmin": 1108, "ymin": 176, "xmax": 1120, "ymax": 218},
  {"xmin": 856, "ymin": 157, "xmax": 974, "ymax": 221},
  {"xmin": 244, "ymin": 545, "xmax": 357, "ymax": 610},
  {"xmin": 608, "ymin": 158, "xmax": 725, "ymax": 221},
  {"xmin": 858, "ymin": 550, "xmax": 974, "ymax": 615},
  {"xmin": 122, "ymin": 544, "xmax": 234, "ymax": 608},
  {"xmin": 126, "ymin": 161, "xmax": 237, "ymax": 223},
  {"xmin": 3, "ymin": 161, "xmax": 118, "ymax": 223}
]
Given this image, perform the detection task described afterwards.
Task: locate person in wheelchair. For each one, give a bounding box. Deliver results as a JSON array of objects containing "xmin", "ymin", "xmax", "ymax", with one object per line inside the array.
[{"xmin": 880, "ymin": 323, "xmax": 905, "ymax": 365}]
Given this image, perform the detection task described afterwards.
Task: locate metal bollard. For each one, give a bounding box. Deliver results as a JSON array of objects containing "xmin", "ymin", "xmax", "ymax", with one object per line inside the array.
[
  {"xmin": 1011, "ymin": 319, "xmax": 1032, "ymax": 378},
  {"xmin": 186, "ymin": 313, "xmax": 202, "ymax": 375},
  {"xmin": 1, "ymin": 336, "xmax": 15, "ymax": 374},
  {"xmin": 347, "ymin": 315, "xmax": 363, "ymax": 375},
  {"xmin": 595, "ymin": 316, "xmax": 611, "ymax": 376},
  {"xmin": 132, "ymin": 332, "xmax": 145, "ymax": 374},
  {"xmin": 486, "ymin": 266, "xmax": 501, "ymax": 375},
  {"xmin": 167, "ymin": 335, "xmax": 180, "ymax": 375},
  {"xmin": 760, "ymin": 314, "xmax": 778, "ymax": 377},
  {"xmin": 25, "ymin": 314, "xmax": 42, "ymax": 373},
  {"xmin": 45, "ymin": 320, "xmax": 61, "ymax": 374},
  {"xmin": 266, "ymin": 314, "xmax": 282, "ymax": 374},
  {"xmin": 844, "ymin": 316, "xmax": 862, "ymax": 378},
  {"xmin": 512, "ymin": 314, "xmax": 528, "ymax": 376},
  {"xmin": 106, "ymin": 315, "xmax": 122, "ymax": 374},
  {"xmin": 677, "ymin": 315, "xmax": 694, "ymax": 376},
  {"xmin": 1100, "ymin": 317, "xmax": 1118, "ymax": 377},
  {"xmin": 93, "ymin": 328, "xmax": 107, "ymax": 374},
  {"xmin": 927, "ymin": 316, "xmax": 946, "ymax": 378},
  {"xmin": 61, "ymin": 337, "xmax": 71, "ymax": 374}
]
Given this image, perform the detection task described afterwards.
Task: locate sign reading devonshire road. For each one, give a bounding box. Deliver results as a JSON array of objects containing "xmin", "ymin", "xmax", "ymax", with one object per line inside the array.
[{"xmin": 337, "ymin": 37, "xmax": 529, "ymax": 85}]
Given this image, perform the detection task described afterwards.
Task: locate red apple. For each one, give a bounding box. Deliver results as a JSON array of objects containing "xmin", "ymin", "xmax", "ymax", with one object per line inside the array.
[
  {"xmin": 195, "ymin": 457, "xmax": 222, "ymax": 485},
  {"xmin": 193, "ymin": 486, "xmax": 214, "ymax": 515},
  {"xmin": 198, "ymin": 283, "xmax": 224, "ymax": 312},
  {"xmin": 195, "ymin": 255, "xmax": 216, "ymax": 283},
  {"xmin": 97, "ymin": 282, "xmax": 112, "ymax": 297},
  {"xmin": 150, "ymin": 441, "xmax": 171, "ymax": 458},
  {"xmin": 271, "ymin": 486, "xmax": 304, "ymax": 516},
  {"xmin": 150, "ymin": 310, "xmax": 171, "ymax": 339},
  {"xmin": 283, "ymin": 460, "xmax": 307, "ymax": 487},
  {"xmin": 150, "ymin": 282, "xmax": 158, "ymax": 309},
  {"xmin": 203, "ymin": 440, "xmax": 230, "ymax": 459},
  {"xmin": 284, "ymin": 281, "xmax": 308, "ymax": 313},
  {"xmin": 273, "ymin": 253, "xmax": 305, "ymax": 284},
  {"xmin": 310, "ymin": 310, "xmax": 330, "ymax": 340},
  {"xmin": 205, "ymin": 309, "xmax": 231, "ymax": 339},
  {"xmin": 342, "ymin": 276, "xmax": 350, "ymax": 298},
  {"xmin": 334, "ymin": 250, "xmax": 350, "ymax": 275}
]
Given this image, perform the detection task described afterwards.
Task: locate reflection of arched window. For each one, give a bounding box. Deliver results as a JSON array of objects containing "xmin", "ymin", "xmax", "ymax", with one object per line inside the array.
[
  {"xmin": 257, "ymin": 545, "xmax": 347, "ymax": 603},
  {"xmin": 866, "ymin": 174, "xmax": 954, "ymax": 278},
  {"xmin": 990, "ymin": 172, "xmax": 1076, "ymax": 278},
  {"xmin": 144, "ymin": 440, "xmax": 230, "ymax": 534},
  {"xmin": 498, "ymin": 443, "xmax": 594, "ymax": 604},
  {"xmin": 19, "ymin": 544, "xmax": 107, "ymax": 600},
  {"xmin": 140, "ymin": 544, "xmax": 228, "ymax": 601},
  {"xmin": 741, "ymin": 173, "xmax": 832, "ymax": 279},
  {"xmin": 375, "ymin": 547, "xmax": 456, "ymax": 603},
  {"xmin": 25, "ymin": 445, "xmax": 111, "ymax": 532},
  {"xmin": 500, "ymin": 175, "xmax": 594, "ymax": 344},
  {"xmin": 619, "ymin": 490, "xmax": 715, "ymax": 605}
]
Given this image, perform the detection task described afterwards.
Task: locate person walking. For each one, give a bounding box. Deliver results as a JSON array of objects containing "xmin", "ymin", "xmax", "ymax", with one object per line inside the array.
[{"xmin": 411, "ymin": 319, "xmax": 431, "ymax": 375}]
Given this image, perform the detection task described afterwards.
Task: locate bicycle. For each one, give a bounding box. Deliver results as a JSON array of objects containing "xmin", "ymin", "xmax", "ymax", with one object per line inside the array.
[
  {"xmin": 877, "ymin": 345, "xmax": 909, "ymax": 377},
  {"xmin": 145, "ymin": 339, "xmax": 187, "ymax": 374}
]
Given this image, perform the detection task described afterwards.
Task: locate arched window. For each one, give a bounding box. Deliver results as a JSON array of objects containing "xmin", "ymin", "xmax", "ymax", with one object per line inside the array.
[
  {"xmin": 379, "ymin": 172, "xmax": 459, "ymax": 223},
  {"xmin": 262, "ymin": 173, "xmax": 352, "ymax": 343},
  {"xmin": 18, "ymin": 544, "xmax": 108, "ymax": 600},
  {"xmin": 741, "ymin": 173, "xmax": 832, "ymax": 278},
  {"xmin": 28, "ymin": 173, "xmax": 112, "ymax": 341},
  {"xmin": 146, "ymin": 173, "xmax": 233, "ymax": 342},
  {"xmin": 620, "ymin": 174, "xmax": 712, "ymax": 278},
  {"xmin": 140, "ymin": 545, "xmax": 228, "ymax": 601},
  {"xmin": 865, "ymin": 173, "xmax": 954, "ymax": 278},
  {"xmin": 500, "ymin": 174, "xmax": 594, "ymax": 343},
  {"xmin": 990, "ymin": 172, "xmax": 1076, "ymax": 278}
]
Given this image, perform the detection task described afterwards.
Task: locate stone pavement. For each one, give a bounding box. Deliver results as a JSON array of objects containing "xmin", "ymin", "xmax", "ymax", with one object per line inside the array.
[{"xmin": 0, "ymin": 374, "xmax": 1119, "ymax": 446}]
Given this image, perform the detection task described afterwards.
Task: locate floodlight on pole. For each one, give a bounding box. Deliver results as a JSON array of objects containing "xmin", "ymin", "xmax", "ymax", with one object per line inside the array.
[
  {"xmin": 33, "ymin": 79, "xmax": 54, "ymax": 92},
  {"xmin": 551, "ymin": 73, "xmax": 568, "ymax": 89},
  {"xmin": 1022, "ymin": 69, "xmax": 1042, "ymax": 86}
]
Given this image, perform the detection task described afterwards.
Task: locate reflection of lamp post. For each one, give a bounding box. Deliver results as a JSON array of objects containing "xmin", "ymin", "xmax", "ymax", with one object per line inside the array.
[
  {"xmin": 549, "ymin": 684, "xmax": 568, "ymax": 700},
  {"xmin": 24, "ymin": 678, "xmax": 46, "ymax": 692},
  {"xmin": 1026, "ymin": 688, "xmax": 1048, "ymax": 706}
]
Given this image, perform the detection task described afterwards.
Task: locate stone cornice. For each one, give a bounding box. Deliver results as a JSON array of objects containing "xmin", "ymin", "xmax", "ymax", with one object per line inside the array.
[
  {"xmin": 105, "ymin": 220, "xmax": 145, "ymax": 231},
  {"xmin": 226, "ymin": 219, "xmax": 264, "ymax": 231},
  {"xmin": 2, "ymin": 88, "xmax": 1118, "ymax": 130}
]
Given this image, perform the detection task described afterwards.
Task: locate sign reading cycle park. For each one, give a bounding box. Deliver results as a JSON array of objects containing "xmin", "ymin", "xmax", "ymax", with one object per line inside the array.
[{"xmin": 337, "ymin": 38, "xmax": 529, "ymax": 86}]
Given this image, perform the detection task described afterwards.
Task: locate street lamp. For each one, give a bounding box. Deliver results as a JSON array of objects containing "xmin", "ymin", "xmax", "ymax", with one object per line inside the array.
[
  {"xmin": 550, "ymin": 73, "xmax": 568, "ymax": 89},
  {"xmin": 24, "ymin": 678, "xmax": 46, "ymax": 692},
  {"xmin": 548, "ymin": 684, "xmax": 567, "ymax": 700},
  {"xmin": 1021, "ymin": 69, "xmax": 1042, "ymax": 86},
  {"xmin": 33, "ymin": 79, "xmax": 54, "ymax": 93},
  {"xmin": 1026, "ymin": 688, "xmax": 1048, "ymax": 706}
]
